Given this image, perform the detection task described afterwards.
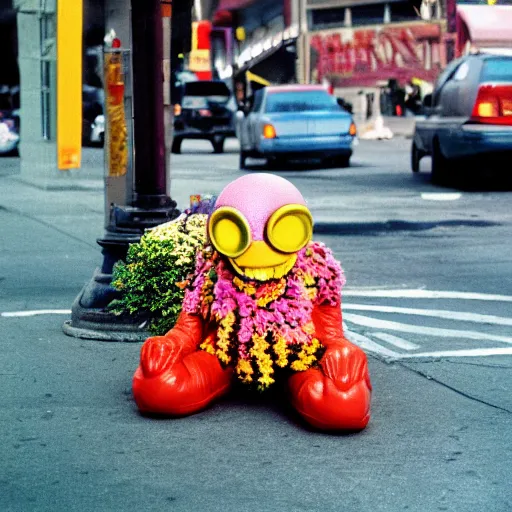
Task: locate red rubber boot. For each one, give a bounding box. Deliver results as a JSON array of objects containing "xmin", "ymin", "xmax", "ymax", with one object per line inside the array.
[
  {"xmin": 288, "ymin": 303, "xmax": 372, "ymax": 431},
  {"xmin": 132, "ymin": 311, "xmax": 233, "ymax": 416}
]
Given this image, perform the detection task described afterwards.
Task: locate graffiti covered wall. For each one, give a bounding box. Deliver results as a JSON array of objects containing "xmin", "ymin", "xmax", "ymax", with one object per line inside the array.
[{"xmin": 309, "ymin": 22, "xmax": 446, "ymax": 88}]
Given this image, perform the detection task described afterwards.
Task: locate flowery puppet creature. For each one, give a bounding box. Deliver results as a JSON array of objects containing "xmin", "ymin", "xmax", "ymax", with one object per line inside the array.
[{"xmin": 133, "ymin": 174, "xmax": 372, "ymax": 431}]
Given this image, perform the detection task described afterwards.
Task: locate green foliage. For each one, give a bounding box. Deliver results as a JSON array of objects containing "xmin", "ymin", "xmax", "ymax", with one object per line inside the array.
[{"xmin": 110, "ymin": 214, "xmax": 207, "ymax": 335}]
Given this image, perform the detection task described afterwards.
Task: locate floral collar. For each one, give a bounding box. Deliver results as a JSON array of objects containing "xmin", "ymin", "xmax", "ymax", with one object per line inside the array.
[{"xmin": 183, "ymin": 241, "xmax": 344, "ymax": 390}]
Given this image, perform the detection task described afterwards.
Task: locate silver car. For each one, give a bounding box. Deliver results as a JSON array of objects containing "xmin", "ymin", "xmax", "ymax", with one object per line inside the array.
[{"xmin": 412, "ymin": 53, "xmax": 512, "ymax": 184}]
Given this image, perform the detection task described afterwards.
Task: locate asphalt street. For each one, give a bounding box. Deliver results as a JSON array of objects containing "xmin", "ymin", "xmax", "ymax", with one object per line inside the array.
[{"xmin": 1, "ymin": 138, "xmax": 511, "ymax": 511}]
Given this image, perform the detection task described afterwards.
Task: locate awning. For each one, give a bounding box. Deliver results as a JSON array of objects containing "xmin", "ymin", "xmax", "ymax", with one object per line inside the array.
[
  {"xmin": 246, "ymin": 71, "xmax": 270, "ymax": 86},
  {"xmin": 236, "ymin": 42, "xmax": 296, "ymax": 86},
  {"xmin": 457, "ymin": 5, "xmax": 512, "ymax": 52}
]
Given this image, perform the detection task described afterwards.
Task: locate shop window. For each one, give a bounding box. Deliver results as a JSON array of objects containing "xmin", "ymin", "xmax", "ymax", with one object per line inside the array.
[
  {"xmin": 389, "ymin": 1, "xmax": 421, "ymax": 22},
  {"xmin": 40, "ymin": 13, "xmax": 55, "ymax": 140},
  {"xmin": 350, "ymin": 4, "xmax": 386, "ymax": 26},
  {"xmin": 310, "ymin": 7, "xmax": 346, "ymax": 30}
]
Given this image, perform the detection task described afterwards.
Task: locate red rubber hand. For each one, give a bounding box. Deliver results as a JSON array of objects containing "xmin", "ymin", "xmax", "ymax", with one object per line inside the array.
[
  {"xmin": 288, "ymin": 302, "xmax": 372, "ymax": 430},
  {"xmin": 132, "ymin": 311, "xmax": 232, "ymax": 416}
]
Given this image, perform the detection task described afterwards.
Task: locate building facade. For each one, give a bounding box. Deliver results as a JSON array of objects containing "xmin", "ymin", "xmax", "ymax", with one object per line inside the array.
[{"xmin": 205, "ymin": 0, "xmax": 512, "ymax": 118}]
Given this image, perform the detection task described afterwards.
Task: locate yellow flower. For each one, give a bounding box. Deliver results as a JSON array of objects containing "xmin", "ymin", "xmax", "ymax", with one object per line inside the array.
[
  {"xmin": 304, "ymin": 273, "xmax": 316, "ymax": 286},
  {"xmin": 233, "ymin": 277, "xmax": 257, "ymax": 296},
  {"xmin": 236, "ymin": 359, "xmax": 254, "ymax": 383},
  {"xmin": 290, "ymin": 359, "xmax": 309, "ymax": 372},
  {"xmin": 215, "ymin": 311, "xmax": 236, "ymax": 364},
  {"xmin": 250, "ymin": 334, "xmax": 275, "ymax": 388},
  {"xmin": 200, "ymin": 339, "xmax": 216, "ymax": 356},
  {"xmin": 290, "ymin": 338, "xmax": 322, "ymax": 372},
  {"xmin": 273, "ymin": 335, "xmax": 289, "ymax": 367}
]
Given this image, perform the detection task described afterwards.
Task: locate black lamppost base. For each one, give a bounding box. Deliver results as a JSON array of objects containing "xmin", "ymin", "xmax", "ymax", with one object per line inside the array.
[{"xmin": 63, "ymin": 200, "xmax": 180, "ymax": 341}]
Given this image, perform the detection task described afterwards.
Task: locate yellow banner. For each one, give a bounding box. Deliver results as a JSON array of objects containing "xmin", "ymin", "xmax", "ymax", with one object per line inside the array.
[
  {"xmin": 189, "ymin": 49, "xmax": 211, "ymax": 73},
  {"xmin": 57, "ymin": 0, "xmax": 83, "ymax": 170}
]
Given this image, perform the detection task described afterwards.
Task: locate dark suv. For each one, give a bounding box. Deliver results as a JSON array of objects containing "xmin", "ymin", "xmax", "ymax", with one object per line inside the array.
[{"xmin": 172, "ymin": 80, "xmax": 235, "ymax": 154}]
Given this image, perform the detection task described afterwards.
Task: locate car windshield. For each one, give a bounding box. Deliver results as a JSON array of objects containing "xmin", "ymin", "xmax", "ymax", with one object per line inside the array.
[
  {"xmin": 182, "ymin": 81, "xmax": 231, "ymax": 109},
  {"xmin": 482, "ymin": 58, "xmax": 512, "ymax": 82},
  {"xmin": 265, "ymin": 90, "xmax": 339, "ymax": 113}
]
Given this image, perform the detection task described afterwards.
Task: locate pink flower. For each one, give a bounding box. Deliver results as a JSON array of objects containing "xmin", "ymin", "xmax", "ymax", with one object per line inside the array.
[
  {"xmin": 211, "ymin": 297, "xmax": 236, "ymax": 317},
  {"xmin": 214, "ymin": 279, "xmax": 234, "ymax": 301},
  {"xmin": 238, "ymin": 317, "xmax": 254, "ymax": 343},
  {"xmin": 237, "ymin": 293, "xmax": 255, "ymax": 318}
]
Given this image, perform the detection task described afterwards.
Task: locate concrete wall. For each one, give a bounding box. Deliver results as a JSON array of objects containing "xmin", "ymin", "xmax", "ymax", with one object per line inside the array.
[{"xmin": 15, "ymin": 0, "xmax": 61, "ymax": 188}]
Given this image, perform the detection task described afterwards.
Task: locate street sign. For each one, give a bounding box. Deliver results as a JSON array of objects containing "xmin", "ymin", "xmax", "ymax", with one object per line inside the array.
[{"xmin": 189, "ymin": 49, "xmax": 210, "ymax": 72}]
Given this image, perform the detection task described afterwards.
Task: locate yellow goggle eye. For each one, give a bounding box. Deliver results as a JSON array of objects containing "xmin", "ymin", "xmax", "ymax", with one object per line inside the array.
[
  {"xmin": 266, "ymin": 204, "xmax": 313, "ymax": 254},
  {"xmin": 208, "ymin": 207, "xmax": 251, "ymax": 258}
]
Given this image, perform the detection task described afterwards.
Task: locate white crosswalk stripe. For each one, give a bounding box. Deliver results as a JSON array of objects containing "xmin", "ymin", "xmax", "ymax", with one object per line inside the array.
[
  {"xmin": 342, "ymin": 288, "xmax": 512, "ymax": 360},
  {"xmin": 371, "ymin": 332, "xmax": 420, "ymax": 351}
]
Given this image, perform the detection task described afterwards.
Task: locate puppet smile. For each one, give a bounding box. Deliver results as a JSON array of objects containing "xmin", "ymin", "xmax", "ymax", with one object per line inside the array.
[
  {"xmin": 229, "ymin": 255, "xmax": 297, "ymax": 281},
  {"xmin": 229, "ymin": 240, "xmax": 296, "ymax": 280}
]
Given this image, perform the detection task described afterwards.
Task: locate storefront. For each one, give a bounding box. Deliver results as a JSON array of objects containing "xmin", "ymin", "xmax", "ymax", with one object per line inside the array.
[
  {"xmin": 211, "ymin": 0, "xmax": 297, "ymax": 99},
  {"xmin": 308, "ymin": 21, "xmax": 444, "ymax": 88},
  {"xmin": 456, "ymin": 4, "xmax": 512, "ymax": 55}
]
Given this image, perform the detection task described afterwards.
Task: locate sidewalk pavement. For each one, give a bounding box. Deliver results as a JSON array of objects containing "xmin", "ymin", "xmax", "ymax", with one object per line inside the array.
[
  {"xmin": 356, "ymin": 115, "xmax": 416, "ymax": 139},
  {"xmin": 380, "ymin": 115, "xmax": 416, "ymax": 137}
]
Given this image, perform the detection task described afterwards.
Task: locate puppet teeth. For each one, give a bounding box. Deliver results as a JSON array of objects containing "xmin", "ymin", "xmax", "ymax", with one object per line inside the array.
[{"xmin": 231, "ymin": 255, "xmax": 297, "ymax": 281}]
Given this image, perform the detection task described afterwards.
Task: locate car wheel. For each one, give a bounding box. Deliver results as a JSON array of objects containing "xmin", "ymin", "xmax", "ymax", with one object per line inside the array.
[
  {"xmin": 431, "ymin": 139, "xmax": 448, "ymax": 185},
  {"xmin": 212, "ymin": 137, "xmax": 225, "ymax": 154},
  {"xmin": 268, "ymin": 156, "xmax": 286, "ymax": 169},
  {"xmin": 239, "ymin": 150, "xmax": 248, "ymax": 170},
  {"xmin": 331, "ymin": 155, "xmax": 350, "ymax": 168},
  {"xmin": 171, "ymin": 137, "xmax": 182, "ymax": 154},
  {"xmin": 411, "ymin": 141, "xmax": 421, "ymax": 172}
]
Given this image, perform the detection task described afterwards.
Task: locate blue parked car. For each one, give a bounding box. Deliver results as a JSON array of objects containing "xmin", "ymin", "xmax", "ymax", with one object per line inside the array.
[{"xmin": 238, "ymin": 85, "xmax": 357, "ymax": 169}]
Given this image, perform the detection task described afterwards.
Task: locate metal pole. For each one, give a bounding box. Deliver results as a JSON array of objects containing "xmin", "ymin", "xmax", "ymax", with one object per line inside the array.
[
  {"xmin": 64, "ymin": 0, "xmax": 180, "ymax": 340},
  {"xmin": 131, "ymin": 0, "xmax": 169, "ymax": 205}
]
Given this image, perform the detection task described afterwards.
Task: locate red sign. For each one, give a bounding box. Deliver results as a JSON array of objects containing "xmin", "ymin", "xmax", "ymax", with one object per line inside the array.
[{"xmin": 310, "ymin": 22, "xmax": 444, "ymax": 88}]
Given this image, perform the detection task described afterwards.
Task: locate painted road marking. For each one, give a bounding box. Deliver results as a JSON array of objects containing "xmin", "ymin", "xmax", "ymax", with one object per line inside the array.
[
  {"xmin": 343, "ymin": 289, "xmax": 512, "ymax": 301},
  {"xmin": 343, "ymin": 304, "xmax": 512, "ymax": 326},
  {"xmin": 371, "ymin": 332, "xmax": 420, "ymax": 351},
  {"xmin": 398, "ymin": 347, "xmax": 512, "ymax": 359},
  {"xmin": 421, "ymin": 193, "xmax": 462, "ymax": 201},
  {"xmin": 1, "ymin": 309, "xmax": 71, "ymax": 317},
  {"xmin": 2, "ymin": 289, "xmax": 512, "ymax": 361},
  {"xmin": 344, "ymin": 330, "xmax": 401, "ymax": 359},
  {"xmin": 342, "ymin": 288, "xmax": 512, "ymax": 359},
  {"xmin": 344, "ymin": 313, "xmax": 512, "ymax": 344}
]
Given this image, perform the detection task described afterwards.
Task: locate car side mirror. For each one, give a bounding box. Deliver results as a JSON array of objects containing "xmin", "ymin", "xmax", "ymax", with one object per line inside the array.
[
  {"xmin": 421, "ymin": 94, "xmax": 433, "ymax": 115},
  {"xmin": 337, "ymin": 97, "xmax": 353, "ymax": 113}
]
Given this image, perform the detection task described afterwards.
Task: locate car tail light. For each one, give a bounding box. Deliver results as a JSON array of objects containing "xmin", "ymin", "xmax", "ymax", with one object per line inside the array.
[
  {"xmin": 263, "ymin": 124, "xmax": 277, "ymax": 139},
  {"xmin": 349, "ymin": 122, "xmax": 357, "ymax": 136},
  {"xmin": 470, "ymin": 84, "xmax": 512, "ymax": 126},
  {"xmin": 174, "ymin": 103, "xmax": 182, "ymax": 116}
]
